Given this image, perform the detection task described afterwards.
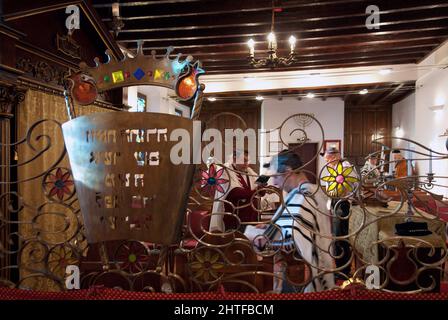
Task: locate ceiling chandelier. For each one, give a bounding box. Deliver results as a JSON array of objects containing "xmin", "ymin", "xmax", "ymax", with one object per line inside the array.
[{"xmin": 247, "ymin": 2, "xmax": 297, "ymax": 68}]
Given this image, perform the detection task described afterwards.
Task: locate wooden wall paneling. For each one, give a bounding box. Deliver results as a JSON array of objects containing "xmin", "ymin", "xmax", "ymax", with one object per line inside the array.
[
  {"xmin": 344, "ymin": 105, "xmax": 392, "ymax": 167},
  {"xmin": 198, "ymin": 100, "xmax": 261, "ymax": 173},
  {"xmin": 2, "ymin": 0, "xmax": 125, "ymax": 107},
  {"xmin": 364, "ymin": 109, "xmax": 377, "ymax": 156}
]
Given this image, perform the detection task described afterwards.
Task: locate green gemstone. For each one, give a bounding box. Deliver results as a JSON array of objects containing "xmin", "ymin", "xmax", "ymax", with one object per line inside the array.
[
  {"xmin": 104, "ymin": 75, "xmax": 111, "ymax": 82},
  {"xmin": 128, "ymin": 253, "xmax": 137, "ymax": 263}
]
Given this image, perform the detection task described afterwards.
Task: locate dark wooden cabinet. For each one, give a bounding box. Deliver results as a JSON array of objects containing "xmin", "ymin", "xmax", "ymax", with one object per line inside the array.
[{"xmin": 344, "ymin": 104, "xmax": 392, "ymax": 167}]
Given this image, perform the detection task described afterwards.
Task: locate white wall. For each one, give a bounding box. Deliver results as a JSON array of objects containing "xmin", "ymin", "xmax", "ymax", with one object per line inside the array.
[
  {"xmin": 415, "ymin": 68, "xmax": 448, "ymax": 195},
  {"xmin": 123, "ymin": 85, "xmax": 191, "ymax": 118},
  {"xmin": 391, "ymin": 93, "xmax": 415, "ymax": 149},
  {"xmin": 124, "ymin": 86, "xmax": 138, "ymax": 109},
  {"xmin": 260, "ymin": 97, "xmax": 345, "ymax": 173},
  {"xmin": 391, "ymin": 40, "xmax": 448, "ymax": 196}
]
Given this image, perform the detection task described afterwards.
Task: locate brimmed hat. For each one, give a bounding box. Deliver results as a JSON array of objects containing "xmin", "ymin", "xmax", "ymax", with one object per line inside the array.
[{"xmin": 325, "ymin": 146, "xmax": 340, "ymax": 154}]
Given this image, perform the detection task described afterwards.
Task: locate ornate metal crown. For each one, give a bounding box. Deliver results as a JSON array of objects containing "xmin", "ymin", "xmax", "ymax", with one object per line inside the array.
[{"xmin": 68, "ymin": 41, "xmax": 205, "ymax": 105}]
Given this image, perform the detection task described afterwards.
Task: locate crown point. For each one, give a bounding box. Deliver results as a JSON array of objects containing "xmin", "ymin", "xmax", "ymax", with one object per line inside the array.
[
  {"xmin": 166, "ymin": 46, "xmax": 174, "ymax": 56},
  {"xmin": 93, "ymin": 57, "xmax": 100, "ymax": 67},
  {"xmin": 137, "ymin": 40, "xmax": 144, "ymax": 56},
  {"xmin": 105, "ymin": 49, "xmax": 114, "ymax": 62},
  {"xmin": 186, "ymin": 55, "xmax": 193, "ymax": 63},
  {"xmin": 151, "ymin": 50, "xmax": 156, "ymax": 59}
]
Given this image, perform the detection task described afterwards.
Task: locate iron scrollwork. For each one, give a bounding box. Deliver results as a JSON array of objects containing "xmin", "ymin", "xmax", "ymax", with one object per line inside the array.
[{"xmin": 0, "ymin": 112, "xmax": 447, "ymax": 295}]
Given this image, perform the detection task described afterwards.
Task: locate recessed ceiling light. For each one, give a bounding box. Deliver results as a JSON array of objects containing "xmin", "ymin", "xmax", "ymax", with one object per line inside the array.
[
  {"xmin": 379, "ymin": 68, "xmax": 392, "ymax": 75},
  {"xmin": 306, "ymin": 92, "xmax": 315, "ymax": 98},
  {"xmin": 207, "ymin": 97, "xmax": 216, "ymax": 102},
  {"xmin": 359, "ymin": 89, "xmax": 368, "ymax": 95},
  {"xmin": 256, "ymin": 95, "xmax": 264, "ymax": 101}
]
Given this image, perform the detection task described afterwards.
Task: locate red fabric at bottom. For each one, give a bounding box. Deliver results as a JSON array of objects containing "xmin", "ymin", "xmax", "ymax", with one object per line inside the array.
[{"xmin": 0, "ymin": 287, "xmax": 447, "ymax": 300}]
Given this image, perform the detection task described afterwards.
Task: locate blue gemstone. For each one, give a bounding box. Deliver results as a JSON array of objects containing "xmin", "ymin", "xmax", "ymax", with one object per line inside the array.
[{"xmin": 133, "ymin": 68, "xmax": 145, "ymax": 80}]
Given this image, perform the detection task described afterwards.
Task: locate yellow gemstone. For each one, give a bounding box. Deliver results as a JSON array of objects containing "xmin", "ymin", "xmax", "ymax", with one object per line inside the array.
[
  {"xmin": 112, "ymin": 70, "xmax": 125, "ymax": 83},
  {"xmin": 154, "ymin": 69, "xmax": 162, "ymax": 80}
]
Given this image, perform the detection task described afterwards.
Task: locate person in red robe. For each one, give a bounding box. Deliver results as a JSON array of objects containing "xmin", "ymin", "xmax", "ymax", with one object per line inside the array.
[{"xmin": 210, "ymin": 150, "xmax": 266, "ymax": 232}]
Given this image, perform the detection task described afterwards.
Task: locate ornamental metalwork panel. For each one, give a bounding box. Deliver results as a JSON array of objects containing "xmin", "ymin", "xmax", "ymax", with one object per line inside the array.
[{"xmin": 0, "ymin": 111, "xmax": 447, "ymax": 294}]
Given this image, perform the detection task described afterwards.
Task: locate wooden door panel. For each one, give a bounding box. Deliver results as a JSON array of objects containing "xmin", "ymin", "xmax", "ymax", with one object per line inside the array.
[
  {"xmin": 345, "ymin": 105, "xmax": 392, "ymax": 167},
  {"xmin": 199, "ymin": 100, "xmax": 261, "ymax": 172}
]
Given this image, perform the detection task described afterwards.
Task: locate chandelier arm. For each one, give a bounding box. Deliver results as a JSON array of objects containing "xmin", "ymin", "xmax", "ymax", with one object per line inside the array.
[
  {"xmin": 277, "ymin": 55, "xmax": 296, "ymax": 67},
  {"xmin": 248, "ymin": 56, "xmax": 271, "ymax": 68}
]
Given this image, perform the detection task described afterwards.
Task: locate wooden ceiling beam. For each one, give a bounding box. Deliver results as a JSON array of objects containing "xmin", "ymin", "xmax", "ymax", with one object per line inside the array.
[
  {"xmin": 120, "ymin": 27, "xmax": 448, "ymax": 48},
  {"xmin": 125, "ymin": 30, "xmax": 448, "ymax": 53},
  {"xmin": 321, "ymin": 88, "xmax": 332, "ymax": 101},
  {"xmin": 92, "ymin": 0, "xmax": 204, "ymax": 7},
  {"xmin": 136, "ymin": 36, "xmax": 440, "ymax": 59},
  {"xmin": 389, "ymin": 88, "xmax": 416, "ymax": 104},
  {"xmin": 93, "ymin": 0, "xmax": 379, "ymax": 20},
  {"xmin": 116, "ymin": 17, "xmax": 448, "ymax": 42},
  {"xmin": 203, "ymin": 59, "xmax": 417, "ymax": 74},
  {"xmin": 371, "ymin": 83, "xmax": 405, "ymax": 105},
  {"xmin": 94, "ymin": 1, "xmax": 448, "ymax": 22},
  {"xmin": 116, "ymin": 10, "xmax": 448, "ymax": 33},
  {"xmin": 357, "ymin": 84, "xmax": 380, "ymax": 105},
  {"xmin": 89, "ymin": 0, "xmax": 448, "ymax": 77},
  {"xmin": 144, "ymin": 42, "xmax": 437, "ymax": 60},
  {"xmin": 200, "ymin": 51, "xmax": 427, "ymax": 68}
]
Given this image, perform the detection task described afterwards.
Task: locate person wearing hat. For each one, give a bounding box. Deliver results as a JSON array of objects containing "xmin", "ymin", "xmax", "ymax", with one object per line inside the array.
[
  {"xmin": 323, "ymin": 146, "xmax": 353, "ymax": 278},
  {"xmin": 209, "ymin": 149, "xmax": 267, "ymax": 233},
  {"xmin": 323, "ymin": 146, "xmax": 341, "ymax": 163},
  {"xmin": 361, "ymin": 154, "xmax": 380, "ymax": 182},
  {"xmin": 244, "ymin": 150, "xmax": 335, "ymax": 292}
]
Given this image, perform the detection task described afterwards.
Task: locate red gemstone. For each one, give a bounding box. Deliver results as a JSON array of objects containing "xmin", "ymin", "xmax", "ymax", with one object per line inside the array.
[
  {"xmin": 177, "ymin": 70, "xmax": 197, "ymax": 100},
  {"xmin": 71, "ymin": 74, "xmax": 97, "ymax": 105}
]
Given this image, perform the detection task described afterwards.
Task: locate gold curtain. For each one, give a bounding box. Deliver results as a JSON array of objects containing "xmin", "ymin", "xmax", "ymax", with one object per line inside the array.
[{"xmin": 17, "ymin": 89, "xmax": 114, "ymax": 290}]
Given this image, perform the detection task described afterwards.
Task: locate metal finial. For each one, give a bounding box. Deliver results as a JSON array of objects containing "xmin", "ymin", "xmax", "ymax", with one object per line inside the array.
[{"xmin": 137, "ymin": 40, "xmax": 144, "ymax": 56}]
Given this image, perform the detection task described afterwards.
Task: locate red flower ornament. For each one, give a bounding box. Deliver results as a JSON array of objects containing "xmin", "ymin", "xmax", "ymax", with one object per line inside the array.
[
  {"xmin": 198, "ymin": 164, "xmax": 229, "ymax": 197},
  {"xmin": 44, "ymin": 168, "xmax": 75, "ymax": 201}
]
